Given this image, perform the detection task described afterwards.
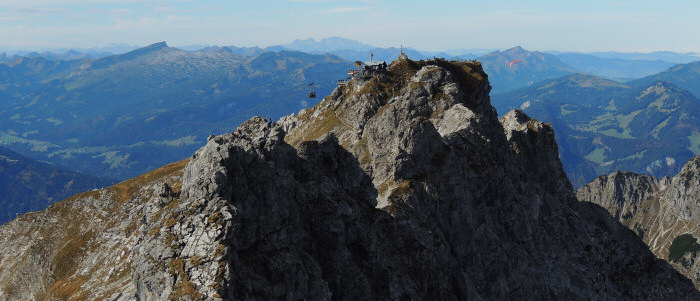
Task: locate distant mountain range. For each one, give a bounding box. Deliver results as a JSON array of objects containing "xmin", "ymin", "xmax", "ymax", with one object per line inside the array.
[
  {"xmin": 0, "ymin": 42, "xmax": 352, "ymax": 182},
  {"xmin": 584, "ymin": 51, "xmax": 700, "ymax": 64},
  {"xmin": 6, "ymin": 36, "xmax": 696, "ymax": 87},
  {"xmin": 283, "ymin": 37, "xmax": 375, "ymax": 53},
  {"xmin": 280, "ymin": 37, "xmax": 454, "ymax": 64},
  {"xmin": 553, "ymin": 53, "xmax": 676, "ymax": 82},
  {"xmin": 1, "ymin": 43, "xmax": 140, "ymax": 62}
]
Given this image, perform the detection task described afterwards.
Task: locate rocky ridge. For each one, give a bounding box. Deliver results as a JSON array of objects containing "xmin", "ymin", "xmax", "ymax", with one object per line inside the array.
[
  {"xmin": 578, "ymin": 156, "xmax": 700, "ymax": 288},
  {"xmin": 0, "ymin": 58, "xmax": 698, "ymax": 300}
]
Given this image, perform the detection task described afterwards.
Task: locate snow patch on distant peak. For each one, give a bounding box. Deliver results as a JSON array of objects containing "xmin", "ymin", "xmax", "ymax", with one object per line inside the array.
[{"xmin": 520, "ymin": 100, "xmax": 531, "ymax": 109}]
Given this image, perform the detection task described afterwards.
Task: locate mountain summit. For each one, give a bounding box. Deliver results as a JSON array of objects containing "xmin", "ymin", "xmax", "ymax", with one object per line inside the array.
[
  {"xmin": 479, "ymin": 46, "xmax": 576, "ymax": 93},
  {"xmin": 0, "ymin": 58, "xmax": 698, "ymax": 300}
]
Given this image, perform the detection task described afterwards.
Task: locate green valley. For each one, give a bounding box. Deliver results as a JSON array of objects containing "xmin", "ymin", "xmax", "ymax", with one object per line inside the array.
[{"xmin": 493, "ymin": 71, "xmax": 700, "ymax": 187}]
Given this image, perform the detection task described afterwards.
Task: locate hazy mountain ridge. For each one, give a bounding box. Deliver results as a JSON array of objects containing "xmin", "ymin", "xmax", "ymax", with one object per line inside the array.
[
  {"xmin": 5, "ymin": 38, "xmax": 693, "ymax": 88},
  {"xmin": 1, "ymin": 44, "xmax": 139, "ymax": 63},
  {"xmin": 586, "ymin": 51, "xmax": 700, "ymax": 64},
  {"xmin": 554, "ymin": 52, "xmax": 677, "ymax": 81},
  {"xmin": 283, "ymin": 36, "xmax": 375, "ymax": 53},
  {"xmin": 282, "ymin": 37, "xmax": 450, "ymax": 62}
]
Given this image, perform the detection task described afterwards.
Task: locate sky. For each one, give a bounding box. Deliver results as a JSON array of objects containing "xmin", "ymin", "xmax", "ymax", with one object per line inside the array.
[{"xmin": 1, "ymin": 0, "xmax": 699, "ymax": 54}]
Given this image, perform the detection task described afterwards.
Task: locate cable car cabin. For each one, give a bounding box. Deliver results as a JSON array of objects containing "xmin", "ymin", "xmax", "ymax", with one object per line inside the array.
[{"xmin": 307, "ymin": 82, "xmax": 316, "ymax": 98}]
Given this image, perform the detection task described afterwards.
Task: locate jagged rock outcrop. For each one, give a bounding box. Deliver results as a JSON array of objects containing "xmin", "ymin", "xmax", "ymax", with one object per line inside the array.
[
  {"xmin": 1, "ymin": 58, "xmax": 699, "ymax": 300},
  {"xmin": 578, "ymin": 156, "xmax": 700, "ymax": 288}
]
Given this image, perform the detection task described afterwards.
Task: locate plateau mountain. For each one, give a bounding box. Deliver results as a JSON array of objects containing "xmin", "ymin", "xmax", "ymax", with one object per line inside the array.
[
  {"xmin": 0, "ymin": 57, "xmax": 697, "ymax": 300},
  {"xmin": 577, "ymin": 156, "xmax": 700, "ymax": 289}
]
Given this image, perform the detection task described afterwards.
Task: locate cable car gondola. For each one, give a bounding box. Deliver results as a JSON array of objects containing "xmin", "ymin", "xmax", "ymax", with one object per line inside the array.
[{"xmin": 308, "ymin": 82, "xmax": 316, "ymax": 98}]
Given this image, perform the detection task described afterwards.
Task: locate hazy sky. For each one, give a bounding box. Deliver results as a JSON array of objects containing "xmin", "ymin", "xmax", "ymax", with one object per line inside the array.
[{"xmin": 2, "ymin": 0, "xmax": 699, "ymax": 53}]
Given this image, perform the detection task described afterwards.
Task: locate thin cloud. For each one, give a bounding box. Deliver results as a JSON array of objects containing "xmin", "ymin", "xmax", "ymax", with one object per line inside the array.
[
  {"xmin": 327, "ymin": 6, "xmax": 371, "ymax": 13},
  {"xmin": 7, "ymin": 7, "xmax": 71, "ymax": 16},
  {"xmin": 155, "ymin": 6, "xmax": 175, "ymax": 13},
  {"xmin": 285, "ymin": 0, "xmax": 376, "ymax": 3},
  {"xmin": 110, "ymin": 15, "xmax": 194, "ymax": 31},
  {"xmin": 2, "ymin": 0, "xmax": 163, "ymax": 5},
  {"xmin": 285, "ymin": 0, "xmax": 337, "ymax": 2},
  {"xmin": 109, "ymin": 8, "xmax": 133, "ymax": 16}
]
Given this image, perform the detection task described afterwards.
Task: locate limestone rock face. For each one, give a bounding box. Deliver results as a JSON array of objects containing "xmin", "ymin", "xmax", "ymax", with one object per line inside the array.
[
  {"xmin": 1, "ymin": 58, "xmax": 699, "ymax": 300},
  {"xmin": 578, "ymin": 156, "xmax": 700, "ymax": 288},
  {"xmin": 577, "ymin": 171, "xmax": 661, "ymax": 220},
  {"xmin": 0, "ymin": 160, "xmax": 188, "ymax": 301}
]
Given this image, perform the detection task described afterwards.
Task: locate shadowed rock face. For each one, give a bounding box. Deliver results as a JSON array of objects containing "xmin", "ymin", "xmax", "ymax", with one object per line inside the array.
[
  {"xmin": 1, "ymin": 58, "xmax": 699, "ymax": 300},
  {"xmin": 578, "ymin": 156, "xmax": 700, "ymax": 289}
]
